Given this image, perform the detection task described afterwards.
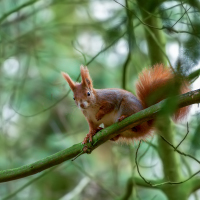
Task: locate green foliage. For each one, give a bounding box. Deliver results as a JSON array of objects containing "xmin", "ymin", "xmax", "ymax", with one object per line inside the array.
[{"xmin": 0, "ymin": 0, "xmax": 200, "ymax": 200}]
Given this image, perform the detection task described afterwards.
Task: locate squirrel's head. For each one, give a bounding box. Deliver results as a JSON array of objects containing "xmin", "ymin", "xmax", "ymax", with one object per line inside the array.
[{"xmin": 62, "ymin": 65, "xmax": 96, "ymax": 110}]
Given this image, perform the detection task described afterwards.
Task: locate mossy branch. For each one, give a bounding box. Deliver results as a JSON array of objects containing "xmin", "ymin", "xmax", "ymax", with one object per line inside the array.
[{"xmin": 0, "ymin": 89, "xmax": 199, "ymax": 183}]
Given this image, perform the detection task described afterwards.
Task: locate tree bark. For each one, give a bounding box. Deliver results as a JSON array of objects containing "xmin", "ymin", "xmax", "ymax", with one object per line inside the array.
[{"xmin": 136, "ymin": 1, "xmax": 194, "ymax": 199}]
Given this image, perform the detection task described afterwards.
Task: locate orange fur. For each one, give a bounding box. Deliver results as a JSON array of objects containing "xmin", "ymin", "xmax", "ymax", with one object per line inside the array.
[
  {"xmin": 62, "ymin": 64, "xmax": 190, "ymax": 144},
  {"xmin": 136, "ymin": 64, "xmax": 190, "ymax": 120},
  {"xmin": 80, "ymin": 65, "xmax": 93, "ymax": 89},
  {"xmin": 62, "ymin": 72, "xmax": 75, "ymax": 91}
]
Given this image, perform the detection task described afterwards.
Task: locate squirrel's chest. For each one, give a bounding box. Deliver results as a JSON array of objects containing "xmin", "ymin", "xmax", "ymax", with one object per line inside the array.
[
  {"xmin": 83, "ymin": 107, "xmax": 117, "ymax": 127},
  {"xmin": 100, "ymin": 111, "xmax": 118, "ymax": 127}
]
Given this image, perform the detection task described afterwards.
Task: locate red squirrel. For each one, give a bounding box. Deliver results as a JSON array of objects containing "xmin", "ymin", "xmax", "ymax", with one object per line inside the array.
[{"xmin": 62, "ymin": 64, "xmax": 189, "ymax": 144}]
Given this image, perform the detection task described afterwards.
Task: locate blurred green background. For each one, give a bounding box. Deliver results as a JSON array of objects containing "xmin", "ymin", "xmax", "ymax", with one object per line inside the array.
[{"xmin": 0, "ymin": 0, "xmax": 200, "ymax": 200}]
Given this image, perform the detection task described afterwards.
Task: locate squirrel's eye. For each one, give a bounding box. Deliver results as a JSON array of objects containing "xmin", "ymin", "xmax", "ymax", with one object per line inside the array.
[
  {"xmin": 87, "ymin": 92, "xmax": 90, "ymax": 96},
  {"xmin": 73, "ymin": 97, "xmax": 75, "ymax": 100}
]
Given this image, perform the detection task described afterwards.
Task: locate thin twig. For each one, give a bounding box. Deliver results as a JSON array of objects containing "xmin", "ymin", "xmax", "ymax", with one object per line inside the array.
[
  {"xmin": 135, "ymin": 140, "xmax": 152, "ymax": 186},
  {"xmin": 122, "ymin": 49, "xmax": 131, "ymax": 90},
  {"xmin": 122, "ymin": 0, "xmax": 133, "ymax": 90},
  {"xmin": 153, "ymin": 170, "xmax": 200, "ymax": 186},
  {"xmin": 138, "ymin": 139, "xmax": 153, "ymax": 163},
  {"xmin": 160, "ymin": 135, "xmax": 200, "ymax": 165},
  {"xmin": 181, "ymin": 1, "xmax": 195, "ymax": 32},
  {"xmin": 11, "ymin": 90, "xmax": 71, "ymax": 117},
  {"xmin": 0, "ymin": 0, "xmax": 38, "ymax": 24},
  {"xmin": 175, "ymin": 122, "xmax": 189, "ymax": 150},
  {"xmin": 71, "ymin": 151, "xmax": 84, "ymax": 161},
  {"xmin": 171, "ymin": 6, "xmax": 191, "ymax": 28},
  {"xmin": 11, "ymin": 32, "xmax": 126, "ymax": 117},
  {"xmin": 113, "ymin": 0, "xmax": 163, "ymax": 30},
  {"xmin": 135, "ymin": 139, "xmax": 200, "ymax": 187},
  {"xmin": 113, "ymin": 0, "xmax": 199, "ymax": 38},
  {"xmin": 144, "ymin": 26, "xmax": 173, "ymax": 69}
]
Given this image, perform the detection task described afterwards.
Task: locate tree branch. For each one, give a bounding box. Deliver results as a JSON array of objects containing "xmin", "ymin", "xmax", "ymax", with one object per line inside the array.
[
  {"xmin": 160, "ymin": 135, "xmax": 200, "ymax": 165},
  {"xmin": 133, "ymin": 177, "xmax": 165, "ymax": 189},
  {"xmin": 0, "ymin": 89, "xmax": 199, "ymax": 183},
  {"xmin": 135, "ymin": 140, "xmax": 200, "ymax": 187}
]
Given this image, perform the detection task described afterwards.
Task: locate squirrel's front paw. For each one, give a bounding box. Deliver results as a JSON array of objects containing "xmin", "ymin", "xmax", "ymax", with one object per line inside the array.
[
  {"xmin": 82, "ymin": 133, "xmax": 93, "ymax": 144},
  {"xmin": 95, "ymin": 114, "xmax": 102, "ymax": 121},
  {"xmin": 82, "ymin": 136, "xmax": 88, "ymax": 144}
]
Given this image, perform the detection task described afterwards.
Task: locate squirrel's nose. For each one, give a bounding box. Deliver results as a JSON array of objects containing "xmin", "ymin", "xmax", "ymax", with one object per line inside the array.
[{"xmin": 80, "ymin": 103, "xmax": 84, "ymax": 108}]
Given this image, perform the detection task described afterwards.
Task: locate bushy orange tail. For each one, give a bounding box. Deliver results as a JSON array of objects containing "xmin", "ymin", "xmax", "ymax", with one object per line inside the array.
[{"xmin": 136, "ymin": 64, "xmax": 190, "ymax": 121}]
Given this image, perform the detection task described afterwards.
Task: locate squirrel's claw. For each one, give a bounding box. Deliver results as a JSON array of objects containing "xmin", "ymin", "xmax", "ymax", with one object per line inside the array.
[
  {"xmin": 89, "ymin": 135, "xmax": 93, "ymax": 143},
  {"xmin": 82, "ymin": 133, "xmax": 90, "ymax": 144},
  {"xmin": 82, "ymin": 127, "xmax": 103, "ymax": 144},
  {"xmin": 82, "ymin": 132, "xmax": 93, "ymax": 144}
]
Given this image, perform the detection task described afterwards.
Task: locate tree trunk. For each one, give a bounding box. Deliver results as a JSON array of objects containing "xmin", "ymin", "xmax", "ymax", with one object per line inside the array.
[{"xmin": 136, "ymin": 2, "xmax": 188, "ymax": 199}]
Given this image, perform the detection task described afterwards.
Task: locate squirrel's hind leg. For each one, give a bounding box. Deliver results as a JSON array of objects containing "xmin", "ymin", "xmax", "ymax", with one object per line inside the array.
[
  {"xmin": 110, "ymin": 114, "xmax": 142, "ymax": 142},
  {"xmin": 110, "ymin": 115, "xmax": 129, "ymax": 141}
]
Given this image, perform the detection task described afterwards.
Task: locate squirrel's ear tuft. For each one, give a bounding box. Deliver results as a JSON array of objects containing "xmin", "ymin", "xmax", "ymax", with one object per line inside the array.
[
  {"xmin": 80, "ymin": 65, "xmax": 85, "ymax": 80},
  {"xmin": 80, "ymin": 65, "xmax": 93, "ymax": 89},
  {"xmin": 61, "ymin": 72, "xmax": 75, "ymax": 91}
]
